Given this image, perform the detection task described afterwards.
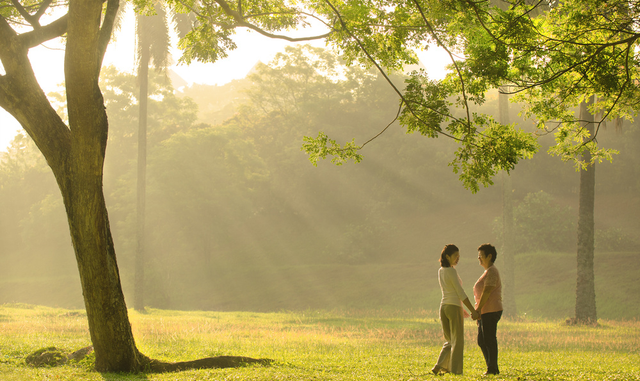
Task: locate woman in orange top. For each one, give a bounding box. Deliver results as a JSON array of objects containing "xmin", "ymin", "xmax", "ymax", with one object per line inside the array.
[{"xmin": 473, "ymin": 243, "xmax": 503, "ymax": 376}]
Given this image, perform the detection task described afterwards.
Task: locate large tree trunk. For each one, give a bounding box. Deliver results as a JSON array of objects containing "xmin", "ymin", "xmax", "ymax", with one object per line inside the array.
[
  {"xmin": 59, "ymin": 167, "xmax": 147, "ymax": 371},
  {"xmin": 62, "ymin": 0, "xmax": 147, "ymax": 371},
  {"xmin": 575, "ymin": 98, "xmax": 597, "ymax": 324},
  {"xmin": 498, "ymin": 86, "xmax": 517, "ymax": 317},
  {"xmin": 0, "ymin": 0, "xmax": 145, "ymax": 372}
]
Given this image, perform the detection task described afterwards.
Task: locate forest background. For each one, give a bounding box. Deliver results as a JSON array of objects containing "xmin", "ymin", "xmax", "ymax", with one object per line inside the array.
[{"xmin": 1, "ymin": 45, "xmax": 638, "ymax": 320}]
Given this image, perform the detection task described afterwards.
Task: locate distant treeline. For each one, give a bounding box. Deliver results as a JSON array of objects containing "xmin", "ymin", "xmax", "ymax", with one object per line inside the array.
[{"xmin": 1, "ymin": 46, "xmax": 638, "ymax": 311}]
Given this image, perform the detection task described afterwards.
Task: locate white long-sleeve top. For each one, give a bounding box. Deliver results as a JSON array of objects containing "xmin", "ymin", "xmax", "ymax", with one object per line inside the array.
[{"xmin": 438, "ymin": 267, "xmax": 469, "ymax": 307}]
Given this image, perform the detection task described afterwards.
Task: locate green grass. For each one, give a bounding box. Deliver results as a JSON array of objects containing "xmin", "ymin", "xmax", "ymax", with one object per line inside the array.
[{"xmin": 1, "ymin": 304, "xmax": 639, "ymax": 380}]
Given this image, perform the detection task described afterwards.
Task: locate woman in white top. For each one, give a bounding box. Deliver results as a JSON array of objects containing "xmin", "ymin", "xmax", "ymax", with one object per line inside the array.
[{"xmin": 432, "ymin": 244, "xmax": 479, "ymax": 375}]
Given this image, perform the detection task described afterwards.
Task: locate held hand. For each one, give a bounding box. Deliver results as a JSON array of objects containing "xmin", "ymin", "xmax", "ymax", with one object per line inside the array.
[{"xmin": 471, "ymin": 310, "xmax": 480, "ymax": 320}]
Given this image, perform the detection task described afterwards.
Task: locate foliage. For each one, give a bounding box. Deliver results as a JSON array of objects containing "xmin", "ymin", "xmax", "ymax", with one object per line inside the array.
[
  {"xmin": 100, "ymin": 65, "xmax": 201, "ymax": 260},
  {"xmin": 233, "ymin": 45, "xmax": 407, "ymax": 263},
  {"xmin": 132, "ymin": 0, "xmax": 543, "ymax": 193},
  {"xmin": 295, "ymin": 0, "xmax": 541, "ymax": 192},
  {"xmin": 0, "ymin": 134, "xmax": 72, "ymax": 273},
  {"xmin": 493, "ymin": 191, "xmax": 575, "ymax": 253},
  {"xmin": 164, "ymin": 0, "xmax": 315, "ymax": 64},
  {"xmin": 595, "ymin": 227, "xmax": 640, "ymax": 252},
  {"xmin": 294, "ymin": 0, "xmax": 640, "ymax": 191},
  {"xmin": 452, "ymin": 0, "xmax": 634, "ymax": 167}
]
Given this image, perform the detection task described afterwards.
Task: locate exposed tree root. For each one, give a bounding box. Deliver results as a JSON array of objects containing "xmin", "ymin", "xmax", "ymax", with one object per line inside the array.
[
  {"xmin": 565, "ymin": 317, "xmax": 599, "ymax": 327},
  {"xmin": 26, "ymin": 346, "xmax": 94, "ymax": 367}
]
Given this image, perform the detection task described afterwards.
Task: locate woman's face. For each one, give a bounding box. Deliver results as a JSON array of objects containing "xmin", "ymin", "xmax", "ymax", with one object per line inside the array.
[
  {"xmin": 478, "ymin": 250, "xmax": 492, "ymax": 269},
  {"xmin": 447, "ymin": 251, "xmax": 460, "ymax": 267}
]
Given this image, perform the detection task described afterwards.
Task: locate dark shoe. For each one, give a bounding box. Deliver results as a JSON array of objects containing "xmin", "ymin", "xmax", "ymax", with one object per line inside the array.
[
  {"xmin": 431, "ymin": 365, "xmax": 449, "ymax": 376},
  {"xmin": 483, "ymin": 371, "xmax": 499, "ymax": 376}
]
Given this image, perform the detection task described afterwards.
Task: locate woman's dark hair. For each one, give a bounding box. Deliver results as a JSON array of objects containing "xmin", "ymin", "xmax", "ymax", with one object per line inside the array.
[
  {"xmin": 440, "ymin": 244, "xmax": 459, "ymax": 267},
  {"xmin": 478, "ymin": 243, "xmax": 498, "ymax": 263}
]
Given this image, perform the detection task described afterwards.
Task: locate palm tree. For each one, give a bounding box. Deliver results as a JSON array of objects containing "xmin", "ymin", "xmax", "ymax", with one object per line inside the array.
[
  {"xmin": 498, "ymin": 86, "xmax": 517, "ymax": 318},
  {"xmin": 134, "ymin": 3, "xmax": 192, "ymax": 311}
]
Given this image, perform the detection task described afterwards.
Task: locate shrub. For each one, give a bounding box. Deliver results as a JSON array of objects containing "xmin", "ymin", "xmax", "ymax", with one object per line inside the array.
[
  {"xmin": 494, "ymin": 191, "xmax": 575, "ymax": 253},
  {"xmin": 595, "ymin": 227, "xmax": 640, "ymax": 252}
]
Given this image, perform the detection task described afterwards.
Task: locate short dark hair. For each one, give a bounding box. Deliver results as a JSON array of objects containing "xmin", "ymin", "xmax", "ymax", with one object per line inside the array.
[
  {"xmin": 440, "ymin": 244, "xmax": 459, "ymax": 267},
  {"xmin": 478, "ymin": 243, "xmax": 497, "ymax": 263}
]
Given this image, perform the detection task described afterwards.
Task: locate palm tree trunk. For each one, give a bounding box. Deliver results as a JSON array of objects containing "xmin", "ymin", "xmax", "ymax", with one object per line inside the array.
[
  {"xmin": 499, "ymin": 86, "xmax": 517, "ymax": 317},
  {"xmin": 134, "ymin": 14, "xmax": 151, "ymax": 312}
]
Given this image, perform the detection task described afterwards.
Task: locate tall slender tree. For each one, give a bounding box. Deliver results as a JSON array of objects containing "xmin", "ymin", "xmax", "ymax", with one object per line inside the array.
[
  {"xmin": 575, "ymin": 97, "xmax": 597, "ymax": 323},
  {"xmin": 133, "ymin": 2, "xmax": 192, "ymax": 311},
  {"xmin": 499, "ymin": 86, "xmax": 517, "ymax": 318},
  {"xmin": 134, "ymin": 2, "xmax": 170, "ymax": 312}
]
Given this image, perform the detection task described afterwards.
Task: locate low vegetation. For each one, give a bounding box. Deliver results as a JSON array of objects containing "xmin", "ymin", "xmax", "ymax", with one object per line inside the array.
[
  {"xmin": 2, "ymin": 250, "xmax": 640, "ymax": 320},
  {"xmin": 1, "ymin": 304, "xmax": 638, "ymax": 380}
]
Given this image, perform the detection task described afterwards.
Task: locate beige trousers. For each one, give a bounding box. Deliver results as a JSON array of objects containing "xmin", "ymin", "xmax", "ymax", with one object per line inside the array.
[{"xmin": 434, "ymin": 304, "xmax": 465, "ymax": 375}]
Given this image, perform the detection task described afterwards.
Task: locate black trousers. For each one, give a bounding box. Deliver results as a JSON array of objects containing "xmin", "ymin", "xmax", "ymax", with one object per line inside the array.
[{"xmin": 477, "ymin": 310, "xmax": 502, "ymax": 374}]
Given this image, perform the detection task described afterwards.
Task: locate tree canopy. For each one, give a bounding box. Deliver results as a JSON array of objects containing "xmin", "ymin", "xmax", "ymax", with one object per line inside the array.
[{"xmin": 296, "ymin": 0, "xmax": 638, "ymax": 190}]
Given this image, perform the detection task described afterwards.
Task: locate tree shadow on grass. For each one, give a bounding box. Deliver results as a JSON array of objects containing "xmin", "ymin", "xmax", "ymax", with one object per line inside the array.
[
  {"xmin": 146, "ymin": 356, "xmax": 273, "ymax": 372},
  {"xmin": 26, "ymin": 346, "xmax": 272, "ymax": 377},
  {"xmin": 97, "ymin": 356, "xmax": 273, "ymax": 378}
]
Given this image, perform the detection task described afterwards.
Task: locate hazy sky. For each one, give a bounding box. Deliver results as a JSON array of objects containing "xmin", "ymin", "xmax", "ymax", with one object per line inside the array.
[{"xmin": 0, "ymin": 9, "xmax": 450, "ymax": 152}]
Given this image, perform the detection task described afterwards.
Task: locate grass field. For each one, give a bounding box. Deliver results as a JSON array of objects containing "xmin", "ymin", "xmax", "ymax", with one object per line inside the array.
[{"xmin": 1, "ymin": 304, "xmax": 639, "ymax": 380}]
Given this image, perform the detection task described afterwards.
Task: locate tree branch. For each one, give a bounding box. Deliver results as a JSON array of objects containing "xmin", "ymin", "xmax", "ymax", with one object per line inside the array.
[
  {"xmin": 359, "ymin": 101, "xmax": 403, "ymax": 150},
  {"xmin": 465, "ymin": 0, "xmax": 640, "ymax": 95},
  {"xmin": 0, "ymin": 14, "xmax": 18, "ymax": 48},
  {"xmin": 34, "ymin": 0, "xmax": 53, "ymax": 21},
  {"xmin": 214, "ymin": 0, "xmax": 332, "ymax": 41},
  {"xmin": 10, "ymin": 0, "xmax": 40, "ymax": 27},
  {"xmin": 238, "ymin": 20, "xmax": 331, "ymax": 41},
  {"xmin": 322, "ymin": 0, "xmax": 459, "ymax": 143},
  {"xmin": 18, "ymin": 13, "xmax": 68, "ymax": 48},
  {"xmin": 98, "ymin": 0, "xmax": 119, "ymax": 69},
  {"xmin": 411, "ymin": 0, "xmax": 473, "ymax": 136}
]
